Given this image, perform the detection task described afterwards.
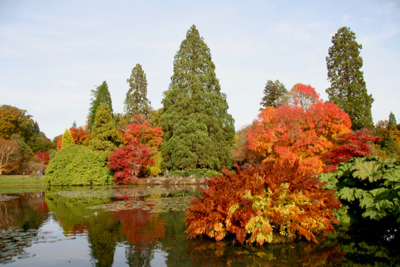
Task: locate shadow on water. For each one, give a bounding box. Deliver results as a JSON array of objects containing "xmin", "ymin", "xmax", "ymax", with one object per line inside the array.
[{"xmin": 1, "ymin": 186, "xmax": 399, "ymax": 266}]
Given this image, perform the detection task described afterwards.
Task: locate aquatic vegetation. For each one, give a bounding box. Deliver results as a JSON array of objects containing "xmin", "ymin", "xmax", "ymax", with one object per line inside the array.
[{"xmin": 185, "ymin": 161, "xmax": 341, "ymax": 245}]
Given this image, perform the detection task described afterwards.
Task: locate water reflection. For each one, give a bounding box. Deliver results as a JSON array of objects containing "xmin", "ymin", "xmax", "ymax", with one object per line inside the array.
[{"xmin": 0, "ymin": 186, "xmax": 399, "ymax": 266}]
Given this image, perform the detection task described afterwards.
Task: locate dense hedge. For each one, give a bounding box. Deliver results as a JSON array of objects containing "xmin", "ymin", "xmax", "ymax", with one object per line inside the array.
[{"xmin": 46, "ymin": 144, "xmax": 113, "ymax": 185}]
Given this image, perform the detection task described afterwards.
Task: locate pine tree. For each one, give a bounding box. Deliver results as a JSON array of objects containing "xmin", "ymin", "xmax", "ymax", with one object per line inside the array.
[
  {"xmin": 159, "ymin": 25, "xmax": 235, "ymax": 171},
  {"xmin": 260, "ymin": 80, "xmax": 287, "ymax": 109},
  {"xmin": 124, "ymin": 63, "xmax": 151, "ymax": 118},
  {"xmin": 88, "ymin": 81, "xmax": 113, "ymax": 131},
  {"xmin": 89, "ymin": 103, "xmax": 122, "ymax": 160},
  {"xmin": 326, "ymin": 26, "xmax": 374, "ymax": 130},
  {"xmin": 61, "ymin": 129, "xmax": 74, "ymax": 150},
  {"xmin": 388, "ymin": 112, "xmax": 397, "ymax": 131}
]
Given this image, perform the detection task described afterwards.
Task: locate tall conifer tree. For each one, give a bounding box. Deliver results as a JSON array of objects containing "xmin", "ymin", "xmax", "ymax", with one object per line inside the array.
[
  {"xmin": 326, "ymin": 26, "xmax": 374, "ymax": 130},
  {"xmin": 89, "ymin": 103, "xmax": 122, "ymax": 160},
  {"xmin": 88, "ymin": 81, "xmax": 113, "ymax": 131},
  {"xmin": 160, "ymin": 25, "xmax": 235, "ymax": 171},
  {"xmin": 124, "ymin": 63, "xmax": 151, "ymax": 118},
  {"xmin": 260, "ymin": 80, "xmax": 287, "ymax": 109},
  {"xmin": 61, "ymin": 129, "xmax": 74, "ymax": 150}
]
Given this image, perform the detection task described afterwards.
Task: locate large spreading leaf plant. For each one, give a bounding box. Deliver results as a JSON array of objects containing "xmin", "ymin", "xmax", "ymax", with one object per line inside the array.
[{"xmin": 319, "ymin": 157, "xmax": 400, "ymax": 224}]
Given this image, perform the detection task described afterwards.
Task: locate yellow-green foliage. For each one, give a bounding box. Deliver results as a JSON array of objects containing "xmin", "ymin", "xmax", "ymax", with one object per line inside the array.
[
  {"xmin": 147, "ymin": 151, "xmax": 163, "ymax": 176},
  {"xmin": 46, "ymin": 144, "xmax": 113, "ymax": 186},
  {"xmin": 61, "ymin": 128, "xmax": 74, "ymax": 149}
]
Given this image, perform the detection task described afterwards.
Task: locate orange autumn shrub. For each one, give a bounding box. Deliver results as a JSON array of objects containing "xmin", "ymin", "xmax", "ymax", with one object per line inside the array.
[{"xmin": 185, "ymin": 161, "xmax": 341, "ymax": 245}]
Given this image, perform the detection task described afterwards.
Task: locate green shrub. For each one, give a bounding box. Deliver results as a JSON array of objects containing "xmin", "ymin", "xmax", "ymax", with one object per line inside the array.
[
  {"xmin": 168, "ymin": 168, "xmax": 222, "ymax": 178},
  {"xmin": 319, "ymin": 157, "xmax": 400, "ymax": 224},
  {"xmin": 46, "ymin": 144, "xmax": 113, "ymax": 186}
]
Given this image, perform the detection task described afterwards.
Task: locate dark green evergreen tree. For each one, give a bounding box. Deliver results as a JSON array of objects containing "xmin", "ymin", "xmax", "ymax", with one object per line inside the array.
[
  {"xmin": 159, "ymin": 25, "xmax": 235, "ymax": 171},
  {"xmin": 124, "ymin": 63, "xmax": 151, "ymax": 118},
  {"xmin": 326, "ymin": 26, "xmax": 374, "ymax": 130},
  {"xmin": 89, "ymin": 103, "xmax": 122, "ymax": 160},
  {"xmin": 88, "ymin": 81, "xmax": 113, "ymax": 131},
  {"xmin": 388, "ymin": 112, "xmax": 397, "ymax": 131},
  {"xmin": 260, "ymin": 80, "xmax": 287, "ymax": 109}
]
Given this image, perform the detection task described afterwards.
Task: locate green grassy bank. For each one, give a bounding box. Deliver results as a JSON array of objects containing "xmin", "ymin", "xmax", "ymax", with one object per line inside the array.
[{"xmin": 0, "ymin": 175, "xmax": 47, "ymax": 187}]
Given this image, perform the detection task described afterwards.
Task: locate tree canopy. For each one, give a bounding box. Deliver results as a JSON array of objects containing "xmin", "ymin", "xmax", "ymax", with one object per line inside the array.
[
  {"xmin": 125, "ymin": 63, "xmax": 151, "ymax": 117},
  {"xmin": 159, "ymin": 25, "xmax": 235, "ymax": 171},
  {"xmin": 326, "ymin": 26, "xmax": 374, "ymax": 130},
  {"xmin": 260, "ymin": 80, "xmax": 287, "ymax": 109},
  {"xmin": 247, "ymin": 84, "xmax": 352, "ymax": 174},
  {"xmin": 88, "ymin": 81, "xmax": 113, "ymax": 131},
  {"xmin": 89, "ymin": 103, "xmax": 122, "ymax": 160}
]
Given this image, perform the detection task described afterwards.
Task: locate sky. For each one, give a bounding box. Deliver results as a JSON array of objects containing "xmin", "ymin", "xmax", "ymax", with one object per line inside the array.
[{"xmin": 1, "ymin": 0, "xmax": 399, "ymax": 139}]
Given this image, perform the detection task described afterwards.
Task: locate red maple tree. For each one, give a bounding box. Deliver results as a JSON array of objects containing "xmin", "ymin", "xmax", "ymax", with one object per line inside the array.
[
  {"xmin": 322, "ymin": 130, "xmax": 381, "ymax": 172},
  {"xmin": 35, "ymin": 150, "xmax": 50, "ymax": 165},
  {"xmin": 107, "ymin": 141, "xmax": 154, "ymax": 184}
]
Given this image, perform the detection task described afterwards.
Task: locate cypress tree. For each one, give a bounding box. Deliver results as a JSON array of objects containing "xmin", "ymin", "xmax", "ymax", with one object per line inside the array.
[
  {"xmin": 159, "ymin": 25, "xmax": 235, "ymax": 171},
  {"xmin": 260, "ymin": 80, "xmax": 287, "ymax": 109},
  {"xmin": 388, "ymin": 112, "xmax": 397, "ymax": 131},
  {"xmin": 61, "ymin": 129, "xmax": 74, "ymax": 150},
  {"xmin": 326, "ymin": 26, "xmax": 374, "ymax": 130},
  {"xmin": 88, "ymin": 81, "xmax": 113, "ymax": 131},
  {"xmin": 89, "ymin": 103, "xmax": 122, "ymax": 160},
  {"xmin": 124, "ymin": 63, "xmax": 151, "ymax": 117}
]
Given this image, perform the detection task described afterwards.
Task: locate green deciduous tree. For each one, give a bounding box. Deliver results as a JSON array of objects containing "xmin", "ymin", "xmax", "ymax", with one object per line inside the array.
[
  {"xmin": 61, "ymin": 129, "xmax": 74, "ymax": 150},
  {"xmin": 326, "ymin": 26, "xmax": 374, "ymax": 130},
  {"xmin": 124, "ymin": 63, "xmax": 151, "ymax": 117},
  {"xmin": 159, "ymin": 25, "xmax": 235, "ymax": 171},
  {"xmin": 89, "ymin": 103, "xmax": 122, "ymax": 160},
  {"xmin": 260, "ymin": 80, "xmax": 287, "ymax": 109},
  {"xmin": 88, "ymin": 81, "xmax": 113, "ymax": 131},
  {"xmin": 0, "ymin": 105, "xmax": 35, "ymax": 141},
  {"xmin": 11, "ymin": 134, "xmax": 34, "ymax": 162}
]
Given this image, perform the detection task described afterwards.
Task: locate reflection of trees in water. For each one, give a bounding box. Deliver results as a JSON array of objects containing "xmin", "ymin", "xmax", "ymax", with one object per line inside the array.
[
  {"xmin": 158, "ymin": 211, "xmax": 193, "ymax": 265},
  {"xmin": 112, "ymin": 208, "xmax": 165, "ymax": 266},
  {"xmin": 0, "ymin": 192, "xmax": 48, "ymax": 230},
  {"xmin": 125, "ymin": 243, "xmax": 157, "ymax": 267},
  {"xmin": 45, "ymin": 188, "xmax": 111, "ymax": 235},
  {"xmin": 87, "ymin": 212, "xmax": 121, "ymax": 267},
  {"xmin": 185, "ymin": 238, "xmax": 344, "ymax": 266},
  {"xmin": 327, "ymin": 224, "xmax": 400, "ymax": 265},
  {"xmin": 113, "ymin": 209, "xmax": 165, "ymax": 250}
]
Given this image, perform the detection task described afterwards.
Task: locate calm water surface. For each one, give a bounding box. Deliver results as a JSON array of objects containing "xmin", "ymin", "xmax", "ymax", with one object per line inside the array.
[{"xmin": 0, "ymin": 186, "xmax": 399, "ymax": 266}]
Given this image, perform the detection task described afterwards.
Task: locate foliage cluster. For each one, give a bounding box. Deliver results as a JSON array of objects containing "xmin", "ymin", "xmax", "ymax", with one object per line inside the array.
[
  {"xmin": 46, "ymin": 144, "xmax": 113, "ymax": 186},
  {"xmin": 185, "ymin": 161, "xmax": 341, "ymax": 245},
  {"xmin": 322, "ymin": 130, "xmax": 381, "ymax": 172},
  {"xmin": 319, "ymin": 157, "xmax": 400, "ymax": 224},
  {"xmin": 108, "ymin": 141, "xmax": 154, "ymax": 184},
  {"xmin": 247, "ymin": 84, "xmax": 352, "ymax": 174}
]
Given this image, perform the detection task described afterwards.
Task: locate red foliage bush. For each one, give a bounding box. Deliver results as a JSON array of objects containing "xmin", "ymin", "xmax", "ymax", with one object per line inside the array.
[
  {"xmin": 35, "ymin": 150, "xmax": 50, "ymax": 165},
  {"xmin": 107, "ymin": 141, "xmax": 154, "ymax": 184},
  {"xmin": 322, "ymin": 130, "xmax": 381, "ymax": 172},
  {"xmin": 185, "ymin": 161, "xmax": 341, "ymax": 245}
]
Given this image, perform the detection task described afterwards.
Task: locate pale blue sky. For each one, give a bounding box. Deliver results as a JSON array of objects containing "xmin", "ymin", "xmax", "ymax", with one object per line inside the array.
[{"xmin": 1, "ymin": 0, "xmax": 399, "ymax": 139}]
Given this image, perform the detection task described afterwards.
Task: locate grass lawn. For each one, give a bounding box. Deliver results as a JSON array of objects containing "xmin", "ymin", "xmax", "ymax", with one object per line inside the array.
[{"xmin": 0, "ymin": 175, "xmax": 48, "ymax": 187}]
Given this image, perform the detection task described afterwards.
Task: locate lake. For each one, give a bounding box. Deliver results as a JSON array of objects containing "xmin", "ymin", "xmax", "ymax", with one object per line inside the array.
[{"xmin": 0, "ymin": 185, "xmax": 399, "ymax": 266}]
